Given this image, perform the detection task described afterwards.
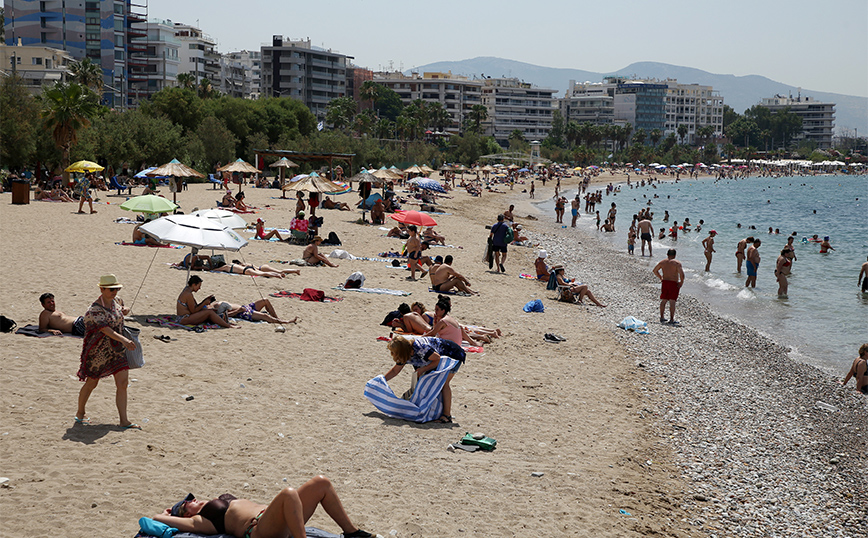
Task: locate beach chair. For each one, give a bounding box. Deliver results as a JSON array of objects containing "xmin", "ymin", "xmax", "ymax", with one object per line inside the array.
[
  {"xmin": 289, "ymin": 229, "xmax": 309, "ymax": 245},
  {"xmin": 110, "ymin": 176, "xmax": 132, "ymax": 195},
  {"xmin": 546, "ymin": 271, "xmax": 573, "ymax": 302},
  {"xmin": 209, "ymin": 174, "xmax": 223, "ymax": 189}
]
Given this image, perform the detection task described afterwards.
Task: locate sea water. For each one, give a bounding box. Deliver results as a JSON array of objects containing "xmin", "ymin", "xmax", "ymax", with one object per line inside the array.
[{"xmin": 547, "ymin": 173, "xmax": 867, "ymax": 375}]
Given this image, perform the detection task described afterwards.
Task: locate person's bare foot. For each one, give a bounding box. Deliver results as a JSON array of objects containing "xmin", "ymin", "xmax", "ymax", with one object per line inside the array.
[{"xmin": 495, "ymin": 329, "xmax": 502, "ymax": 337}]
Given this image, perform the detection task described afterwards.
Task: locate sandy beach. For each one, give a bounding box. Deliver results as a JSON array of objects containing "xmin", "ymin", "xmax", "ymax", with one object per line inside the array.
[{"xmin": 0, "ymin": 172, "xmax": 864, "ymax": 538}]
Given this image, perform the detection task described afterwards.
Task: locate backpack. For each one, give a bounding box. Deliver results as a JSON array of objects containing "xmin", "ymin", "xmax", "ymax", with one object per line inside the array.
[
  {"xmin": 325, "ymin": 231, "xmax": 341, "ymax": 245},
  {"xmin": 0, "ymin": 315, "xmax": 17, "ymax": 333},
  {"xmin": 503, "ymin": 223, "xmax": 514, "ymax": 243}
]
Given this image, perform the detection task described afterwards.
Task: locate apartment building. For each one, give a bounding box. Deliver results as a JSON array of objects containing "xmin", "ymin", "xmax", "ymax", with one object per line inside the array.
[
  {"xmin": 260, "ymin": 35, "xmax": 349, "ymax": 120},
  {"xmin": 373, "ymin": 71, "xmax": 483, "ymax": 133},
  {"xmin": 757, "ymin": 94, "xmax": 835, "ymax": 149},
  {"xmin": 225, "ymin": 50, "xmax": 261, "ymax": 99},
  {"xmin": 0, "ymin": 42, "xmax": 73, "ymax": 93},
  {"xmin": 481, "ymin": 77, "xmax": 556, "ymax": 143},
  {"xmin": 559, "ymin": 81, "xmax": 614, "ymax": 125},
  {"xmin": 126, "ymin": 18, "xmax": 180, "ymax": 106},
  {"xmin": 663, "ymin": 81, "xmax": 724, "ymax": 145},
  {"xmin": 173, "ymin": 22, "xmax": 219, "ymax": 86}
]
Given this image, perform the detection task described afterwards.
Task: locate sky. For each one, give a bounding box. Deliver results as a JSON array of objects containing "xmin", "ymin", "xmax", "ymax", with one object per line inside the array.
[{"xmin": 147, "ymin": 0, "xmax": 868, "ymax": 98}]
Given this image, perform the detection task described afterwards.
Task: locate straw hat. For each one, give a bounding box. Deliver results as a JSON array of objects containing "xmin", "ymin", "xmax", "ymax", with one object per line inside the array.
[
  {"xmin": 550, "ymin": 264, "xmax": 564, "ymax": 272},
  {"xmin": 311, "ymin": 235, "xmax": 323, "ymax": 242},
  {"xmin": 98, "ymin": 274, "xmax": 123, "ymax": 288}
]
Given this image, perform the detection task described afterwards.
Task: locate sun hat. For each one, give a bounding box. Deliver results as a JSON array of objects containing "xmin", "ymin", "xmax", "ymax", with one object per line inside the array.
[
  {"xmin": 98, "ymin": 274, "xmax": 123, "ymax": 289},
  {"xmin": 550, "ymin": 264, "xmax": 565, "ymax": 272},
  {"xmin": 312, "ymin": 235, "xmax": 323, "ymax": 242},
  {"xmin": 256, "ymin": 217, "xmax": 264, "ymax": 223},
  {"xmin": 538, "ymin": 250, "xmax": 547, "ymax": 259},
  {"xmin": 170, "ymin": 493, "xmax": 195, "ymax": 517},
  {"xmin": 516, "ymin": 224, "xmax": 523, "ymax": 230},
  {"xmin": 710, "ymin": 230, "xmax": 717, "ymax": 234},
  {"xmin": 297, "ymin": 210, "xmax": 305, "ymax": 217}
]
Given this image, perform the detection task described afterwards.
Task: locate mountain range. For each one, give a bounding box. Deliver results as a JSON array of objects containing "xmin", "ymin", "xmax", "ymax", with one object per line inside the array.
[{"xmin": 407, "ymin": 57, "xmax": 867, "ymax": 137}]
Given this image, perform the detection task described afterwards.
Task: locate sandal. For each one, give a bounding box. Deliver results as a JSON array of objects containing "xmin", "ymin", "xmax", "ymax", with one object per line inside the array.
[
  {"xmin": 74, "ymin": 416, "xmax": 91, "ymax": 425},
  {"xmin": 121, "ymin": 423, "xmax": 142, "ymax": 430},
  {"xmin": 435, "ymin": 415, "xmax": 453, "ymax": 423}
]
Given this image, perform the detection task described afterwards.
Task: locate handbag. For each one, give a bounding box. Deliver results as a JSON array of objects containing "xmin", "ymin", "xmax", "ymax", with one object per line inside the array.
[{"xmin": 123, "ymin": 326, "xmax": 144, "ymax": 368}]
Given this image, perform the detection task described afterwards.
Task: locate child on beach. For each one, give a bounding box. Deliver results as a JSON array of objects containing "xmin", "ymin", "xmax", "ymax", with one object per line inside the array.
[{"xmin": 627, "ymin": 230, "xmax": 636, "ymax": 255}]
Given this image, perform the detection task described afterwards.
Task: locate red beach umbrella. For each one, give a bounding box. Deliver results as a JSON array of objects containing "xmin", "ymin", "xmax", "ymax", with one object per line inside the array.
[{"xmin": 390, "ymin": 210, "xmax": 437, "ymax": 227}]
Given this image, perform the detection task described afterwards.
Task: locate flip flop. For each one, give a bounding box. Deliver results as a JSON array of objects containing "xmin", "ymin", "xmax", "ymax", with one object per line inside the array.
[
  {"xmin": 121, "ymin": 423, "xmax": 142, "ymax": 430},
  {"xmin": 74, "ymin": 417, "xmax": 91, "ymax": 425}
]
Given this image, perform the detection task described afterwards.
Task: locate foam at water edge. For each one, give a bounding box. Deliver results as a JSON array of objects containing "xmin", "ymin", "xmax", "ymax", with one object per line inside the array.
[{"xmin": 736, "ymin": 288, "xmax": 757, "ymax": 300}]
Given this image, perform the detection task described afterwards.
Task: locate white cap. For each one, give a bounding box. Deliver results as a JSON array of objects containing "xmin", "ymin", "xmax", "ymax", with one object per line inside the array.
[{"xmin": 538, "ymin": 250, "xmax": 547, "ymax": 259}]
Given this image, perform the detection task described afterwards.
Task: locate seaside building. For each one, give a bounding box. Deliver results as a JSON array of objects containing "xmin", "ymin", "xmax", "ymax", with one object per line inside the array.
[
  {"xmin": 663, "ymin": 81, "xmax": 724, "ymax": 145},
  {"xmin": 172, "ymin": 22, "xmax": 220, "ymax": 86},
  {"xmin": 347, "ymin": 64, "xmax": 373, "ymax": 109},
  {"xmin": 225, "ymin": 50, "xmax": 261, "ymax": 99},
  {"xmin": 260, "ymin": 35, "xmax": 349, "ymax": 121},
  {"xmin": 757, "ymin": 94, "xmax": 835, "ymax": 149},
  {"xmin": 126, "ymin": 18, "xmax": 180, "ymax": 107},
  {"xmin": 559, "ymin": 81, "xmax": 614, "ymax": 125},
  {"xmin": 480, "ymin": 77, "xmax": 556, "ymax": 144},
  {"xmin": 217, "ymin": 54, "xmax": 249, "ymax": 98},
  {"xmin": 0, "ymin": 42, "xmax": 74, "ymax": 94},
  {"xmin": 3, "ymin": 0, "xmax": 150, "ymax": 107},
  {"xmin": 372, "ymin": 71, "xmax": 483, "ymax": 134}
]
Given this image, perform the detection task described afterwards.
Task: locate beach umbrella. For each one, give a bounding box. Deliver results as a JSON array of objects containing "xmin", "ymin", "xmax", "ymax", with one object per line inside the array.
[
  {"xmin": 269, "ymin": 157, "xmax": 298, "ymax": 198},
  {"xmin": 65, "ymin": 160, "xmax": 104, "ymax": 173},
  {"xmin": 325, "ymin": 180, "xmax": 352, "ymax": 195},
  {"xmin": 439, "ymin": 164, "xmax": 453, "ymax": 172},
  {"xmin": 408, "ymin": 177, "xmax": 447, "ymax": 193},
  {"xmin": 190, "ymin": 208, "xmax": 248, "ymax": 229},
  {"xmin": 390, "ymin": 210, "xmax": 437, "ymax": 227},
  {"xmin": 348, "ymin": 171, "xmax": 383, "ymax": 185},
  {"xmin": 147, "ymin": 159, "xmax": 204, "ymax": 204},
  {"xmin": 218, "ymin": 158, "xmax": 262, "ymax": 174},
  {"xmin": 284, "ymin": 173, "xmax": 348, "ymax": 194},
  {"xmin": 404, "ymin": 165, "xmax": 424, "ymax": 174},
  {"xmin": 420, "ymin": 165, "xmax": 435, "ymax": 174},
  {"xmin": 120, "ymin": 194, "xmax": 178, "ymax": 214}
]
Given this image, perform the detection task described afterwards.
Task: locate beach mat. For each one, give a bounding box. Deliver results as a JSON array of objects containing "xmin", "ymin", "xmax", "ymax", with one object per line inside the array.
[
  {"xmin": 270, "ymin": 290, "xmax": 343, "ymax": 302},
  {"xmin": 428, "ymin": 288, "xmax": 472, "ymax": 296},
  {"xmin": 15, "ymin": 324, "xmax": 82, "ymax": 338},
  {"xmin": 333, "ymin": 285, "xmax": 410, "ymax": 296},
  {"xmin": 146, "ymin": 315, "xmax": 221, "ymax": 332},
  {"xmin": 136, "ymin": 527, "xmax": 340, "ymax": 538}
]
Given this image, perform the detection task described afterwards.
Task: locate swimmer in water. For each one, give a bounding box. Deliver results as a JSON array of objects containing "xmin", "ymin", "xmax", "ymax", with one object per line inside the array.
[
  {"xmin": 819, "ymin": 236, "xmax": 835, "ymax": 253},
  {"xmin": 859, "ymin": 256, "xmax": 868, "ymax": 293}
]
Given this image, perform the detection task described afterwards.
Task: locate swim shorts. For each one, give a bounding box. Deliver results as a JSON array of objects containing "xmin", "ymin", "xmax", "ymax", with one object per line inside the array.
[
  {"xmin": 862, "ymin": 279, "xmax": 868, "ymax": 292},
  {"xmin": 408, "ymin": 250, "xmax": 421, "ymax": 260},
  {"xmin": 571, "ymin": 208, "xmax": 578, "ymax": 216},
  {"xmin": 746, "ymin": 260, "xmax": 757, "ymax": 276},
  {"xmin": 238, "ymin": 302, "xmax": 257, "ymax": 321},
  {"xmin": 641, "ymin": 232, "xmax": 652, "ymax": 241},
  {"xmin": 491, "ymin": 244, "xmax": 507, "ymax": 253},
  {"xmin": 660, "ymin": 280, "xmax": 680, "ymax": 301},
  {"xmin": 432, "ymin": 282, "xmax": 443, "ymax": 292},
  {"xmin": 72, "ymin": 316, "xmax": 86, "ymax": 337}
]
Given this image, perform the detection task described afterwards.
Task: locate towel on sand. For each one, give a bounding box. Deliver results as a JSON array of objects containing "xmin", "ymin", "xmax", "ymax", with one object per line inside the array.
[
  {"xmin": 364, "ymin": 356, "xmax": 460, "ymax": 423},
  {"xmin": 334, "ymin": 286, "xmax": 410, "ymax": 296},
  {"xmin": 15, "ymin": 324, "xmax": 82, "ymax": 338},
  {"xmin": 136, "ymin": 528, "xmax": 340, "ymax": 538},
  {"xmin": 146, "ymin": 315, "xmax": 220, "ymax": 331},
  {"xmin": 117, "ymin": 242, "xmax": 184, "ymax": 249},
  {"xmin": 270, "ymin": 290, "xmax": 343, "ymax": 302}
]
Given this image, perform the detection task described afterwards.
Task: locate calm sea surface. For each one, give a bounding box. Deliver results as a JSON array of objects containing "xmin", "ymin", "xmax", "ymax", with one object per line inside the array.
[{"xmin": 545, "ymin": 173, "xmax": 867, "ymax": 375}]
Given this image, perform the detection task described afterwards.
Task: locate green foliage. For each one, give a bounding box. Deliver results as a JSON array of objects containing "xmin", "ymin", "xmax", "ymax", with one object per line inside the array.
[
  {"xmin": 466, "ymin": 104, "xmax": 488, "ymax": 134},
  {"xmin": 375, "ymin": 85, "xmax": 404, "ymax": 122},
  {"xmin": 68, "ymin": 58, "xmax": 103, "ymax": 95},
  {"xmin": 0, "ymin": 75, "xmax": 41, "ymax": 170},
  {"xmin": 73, "ymin": 109, "xmax": 183, "ymax": 170},
  {"xmin": 723, "ymin": 105, "xmax": 739, "ymax": 129},
  {"xmin": 40, "ymin": 81, "xmax": 101, "ymax": 173},
  {"xmin": 508, "ymin": 129, "xmax": 529, "ymax": 152},
  {"xmin": 195, "ymin": 116, "xmax": 238, "ymax": 171},
  {"xmin": 141, "ymin": 87, "xmax": 203, "ymax": 133},
  {"xmin": 325, "ymin": 96, "xmax": 358, "ymax": 131}
]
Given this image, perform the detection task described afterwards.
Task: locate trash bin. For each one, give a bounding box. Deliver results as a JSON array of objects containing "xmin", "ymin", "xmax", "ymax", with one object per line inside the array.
[{"xmin": 11, "ymin": 179, "xmax": 31, "ymax": 205}]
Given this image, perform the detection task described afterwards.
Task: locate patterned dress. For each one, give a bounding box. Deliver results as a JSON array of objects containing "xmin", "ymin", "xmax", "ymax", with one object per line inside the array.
[{"xmin": 77, "ymin": 297, "xmax": 128, "ymax": 380}]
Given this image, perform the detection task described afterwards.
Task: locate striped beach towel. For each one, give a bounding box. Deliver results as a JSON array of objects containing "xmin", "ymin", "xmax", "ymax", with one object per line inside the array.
[{"xmin": 363, "ymin": 357, "xmax": 459, "ymax": 423}]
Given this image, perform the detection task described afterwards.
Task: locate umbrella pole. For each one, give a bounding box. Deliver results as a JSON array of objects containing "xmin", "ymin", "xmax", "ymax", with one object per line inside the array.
[
  {"xmin": 280, "ymin": 168, "xmax": 286, "ymax": 199},
  {"xmin": 187, "ymin": 247, "xmax": 198, "ymax": 282}
]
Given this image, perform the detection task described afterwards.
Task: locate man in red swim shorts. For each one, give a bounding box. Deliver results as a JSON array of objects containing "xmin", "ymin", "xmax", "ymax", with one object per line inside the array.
[{"xmin": 653, "ymin": 249, "xmax": 685, "ymax": 325}]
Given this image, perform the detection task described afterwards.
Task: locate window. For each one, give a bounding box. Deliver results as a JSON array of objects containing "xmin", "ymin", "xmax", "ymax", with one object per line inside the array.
[
  {"xmin": 45, "ymin": 58, "xmax": 52, "ymax": 68},
  {"xmin": 114, "ymin": 3, "xmax": 125, "ymax": 14},
  {"xmin": 115, "ymin": 50, "xmax": 125, "ymax": 60}
]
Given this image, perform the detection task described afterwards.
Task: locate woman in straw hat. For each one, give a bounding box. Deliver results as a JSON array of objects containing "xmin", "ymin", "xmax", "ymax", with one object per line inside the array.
[{"xmin": 75, "ymin": 274, "xmax": 140, "ymax": 429}]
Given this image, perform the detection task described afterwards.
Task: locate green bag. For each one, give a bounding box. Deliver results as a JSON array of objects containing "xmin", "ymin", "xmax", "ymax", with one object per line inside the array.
[
  {"xmin": 461, "ymin": 432, "xmax": 497, "ymax": 451},
  {"xmin": 503, "ymin": 224, "xmax": 514, "ymax": 243}
]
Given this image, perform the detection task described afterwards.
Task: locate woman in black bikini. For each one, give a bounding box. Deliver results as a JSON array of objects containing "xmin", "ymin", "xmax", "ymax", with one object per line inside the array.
[
  {"xmin": 211, "ymin": 260, "xmax": 298, "ymax": 279},
  {"xmin": 153, "ymin": 476, "xmax": 374, "ymax": 538},
  {"xmin": 840, "ymin": 344, "xmax": 868, "ymax": 395}
]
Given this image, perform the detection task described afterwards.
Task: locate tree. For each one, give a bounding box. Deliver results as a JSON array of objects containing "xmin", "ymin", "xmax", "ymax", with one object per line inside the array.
[
  {"xmin": 375, "ymin": 86, "xmax": 403, "ymax": 122},
  {"xmin": 722, "ymin": 143, "xmax": 736, "ymax": 163},
  {"xmin": 564, "ymin": 121, "xmax": 579, "ymax": 148},
  {"xmin": 195, "ymin": 116, "xmax": 237, "ymax": 171},
  {"xmin": 697, "ymin": 125, "xmax": 715, "ymax": 147},
  {"xmin": 176, "ymin": 73, "xmax": 196, "ymax": 90},
  {"xmin": 726, "ymin": 116, "xmax": 760, "ymax": 148},
  {"xmin": 649, "ymin": 128, "xmax": 662, "ymax": 148},
  {"xmin": 353, "ymin": 109, "xmax": 376, "ymax": 137},
  {"xmin": 198, "ymin": 78, "xmax": 217, "ymax": 99},
  {"xmin": 427, "ymin": 102, "xmax": 452, "ymax": 132},
  {"xmin": 508, "ymin": 129, "xmax": 528, "ymax": 151},
  {"xmin": 467, "ymin": 104, "xmax": 488, "ymax": 134},
  {"xmin": 141, "ymin": 87, "xmax": 203, "ymax": 133},
  {"xmin": 359, "ymin": 80, "xmax": 380, "ymax": 113},
  {"xmin": 677, "ymin": 124, "xmax": 689, "ymax": 145},
  {"xmin": 547, "ymin": 110, "xmax": 565, "ymax": 148},
  {"xmin": 72, "ymin": 109, "xmax": 183, "ymax": 170},
  {"xmin": 622, "ymin": 123, "xmax": 633, "ymax": 148},
  {"xmin": 375, "ymin": 118, "xmax": 394, "ymax": 139},
  {"xmin": 632, "ymin": 128, "xmax": 647, "ymax": 147},
  {"xmin": 325, "ymin": 96, "xmax": 357, "ymax": 131},
  {"xmin": 68, "ymin": 58, "xmax": 103, "ymax": 95},
  {"xmin": 40, "ymin": 82, "xmax": 100, "ymax": 179},
  {"xmin": 722, "ymin": 104, "xmax": 739, "ymax": 130},
  {"xmin": 0, "ymin": 74, "xmax": 41, "ymax": 170}
]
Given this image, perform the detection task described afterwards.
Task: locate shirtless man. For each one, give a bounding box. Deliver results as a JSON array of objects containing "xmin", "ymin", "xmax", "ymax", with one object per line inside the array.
[
  {"xmin": 302, "ymin": 236, "xmax": 338, "ymax": 267},
  {"xmin": 859, "ymin": 256, "xmax": 868, "ymax": 293},
  {"xmin": 429, "ymin": 255, "xmax": 478, "ymax": 295},
  {"xmin": 701, "ymin": 230, "xmax": 717, "ymax": 271},
  {"xmin": 735, "ymin": 236, "xmax": 753, "ymax": 273},
  {"xmin": 176, "ymin": 276, "xmax": 236, "ymax": 328},
  {"xmin": 637, "ymin": 215, "xmax": 653, "ymax": 256},
  {"xmin": 745, "ymin": 239, "xmax": 761, "ymax": 288},
  {"xmin": 570, "ymin": 195, "xmax": 581, "ymax": 227},
  {"xmin": 652, "ymin": 249, "xmax": 685, "ymax": 325},
  {"xmin": 404, "ymin": 225, "xmax": 423, "ymax": 280},
  {"xmin": 503, "ymin": 204, "xmax": 515, "ymax": 223},
  {"xmin": 370, "ymin": 199, "xmax": 385, "ymax": 224},
  {"xmin": 38, "ymin": 293, "xmax": 86, "ymax": 336}
]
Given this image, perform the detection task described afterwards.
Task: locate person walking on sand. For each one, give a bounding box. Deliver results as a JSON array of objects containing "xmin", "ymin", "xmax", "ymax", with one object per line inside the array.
[
  {"xmin": 736, "ymin": 236, "xmax": 753, "ymax": 273},
  {"xmin": 774, "ymin": 248, "xmax": 795, "ymax": 297},
  {"xmin": 637, "ymin": 215, "xmax": 653, "ymax": 256},
  {"xmin": 75, "ymin": 173, "xmax": 97, "ymax": 214},
  {"xmin": 701, "ymin": 230, "xmax": 717, "ymax": 271},
  {"xmin": 489, "ymin": 214, "xmax": 510, "ymax": 273},
  {"xmin": 405, "ymin": 225, "xmax": 422, "ymax": 280},
  {"xmin": 653, "ymin": 249, "xmax": 684, "ymax": 325},
  {"xmin": 529, "ymin": 180, "xmax": 535, "ymax": 199},
  {"xmin": 745, "ymin": 239, "xmax": 761, "ymax": 288},
  {"xmin": 570, "ymin": 195, "xmax": 581, "ymax": 227}
]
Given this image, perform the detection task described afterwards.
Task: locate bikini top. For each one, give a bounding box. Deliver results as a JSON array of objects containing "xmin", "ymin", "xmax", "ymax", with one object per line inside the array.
[{"xmin": 200, "ymin": 493, "xmax": 237, "ymax": 534}]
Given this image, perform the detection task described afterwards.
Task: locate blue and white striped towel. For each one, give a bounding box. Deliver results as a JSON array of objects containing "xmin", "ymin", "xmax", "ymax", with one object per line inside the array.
[{"xmin": 364, "ymin": 357, "xmax": 459, "ymax": 423}]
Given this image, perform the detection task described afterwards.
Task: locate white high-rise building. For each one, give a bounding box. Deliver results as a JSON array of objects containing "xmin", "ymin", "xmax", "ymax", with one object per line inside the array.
[
  {"xmin": 758, "ymin": 94, "xmax": 835, "ymax": 149},
  {"xmin": 663, "ymin": 81, "xmax": 724, "ymax": 145},
  {"xmin": 226, "ymin": 50, "xmax": 261, "ymax": 99},
  {"xmin": 172, "ymin": 22, "xmax": 219, "ymax": 85},
  {"xmin": 480, "ymin": 77, "xmax": 556, "ymax": 143}
]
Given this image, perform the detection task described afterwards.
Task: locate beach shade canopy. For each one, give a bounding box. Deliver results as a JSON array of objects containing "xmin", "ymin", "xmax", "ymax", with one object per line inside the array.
[
  {"xmin": 139, "ymin": 214, "xmax": 248, "ymax": 251},
  {"xmin": 284, "ymin": 173, "xmax": 349, "ymax": 194},
  {"xmin": 147, "ymin": 159, "xmax": 205, "ymax": 178},
  {"xmin": 269, "ymin": 157, "xmax": 299, "ymax": 169},
  {"xmin": 420, "ymin": 165, "xmax": 435, "ymax": 174},
  {"xmin": 120, "ymin": 194, "xmax": 179, "ymax": 214},
  {"xmin": 439, "ymin": 164, "xmax": 453, "ymax": 171},
  {"xmin": 348, "ymin": 171, "xmax": 384, "ymax": 185},
  {"xmin": 371, "ymin": 168, "xmax": 397, "ymax": 180},
  {"xmin": 404, "ymin": 165, "xmax": 424, "ymax": 174},
  {"xmin": 217, "ymin": 158, "xmax": 261, "ymax": 174},
  {"xmin": 66, "ymin": 160, "xmax": 104, "ymax": 173},
  {"xmin": 190, "ymin": 208, "xmax": 248, "ymax": 229},
  {"xmin": 408, "ymin": 177, "xmax": 447, "ymax": 193},
  {"xmin": 390, "ymin": 210, "xmax": 437, "ymax": 227},
  {"xmin": 481, "ymin": 165, "xmax": 497, "ymax": 172},
  {"xmin": 325, "ymin": 180, "xmax": 352, "ymax": 195}
]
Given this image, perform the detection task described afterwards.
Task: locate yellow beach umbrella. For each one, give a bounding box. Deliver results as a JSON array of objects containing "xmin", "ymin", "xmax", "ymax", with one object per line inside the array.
[{"xmin": 66, "ymin": 160, "xmax": 104, "ymax": 173}]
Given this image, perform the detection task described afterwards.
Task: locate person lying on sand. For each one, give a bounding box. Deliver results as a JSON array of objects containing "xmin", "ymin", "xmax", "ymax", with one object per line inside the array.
[
  {"xmin": 152, "ymin": 476, "xmax": 374, "ymax": 538},
  {"xmin": 322, "ymin": 196, "xmax": 350, "ymax": 210},
  {"xmin": 422, "ymin": 226, "xmax": 446, "ymax": 245},
  {"xmin": 176, "ymin": 276, "xmax": 236, "ymax": 328},
  {"xmin": 381, "ymin": 303, "xmax": 431, "ymax": 334},
  {"xmin": 132, "ymin": 224, "xmax": 161, "ymax": 246},
  {"xmin": 215, "ymin": 299, "xmax": 298, "ymax": 325},
  {"xmin": 302, "ymin": 237, "xmax": 338, "ymax": 267},
  {"xmin": 411, "ymin": 301, "xmax": 501, "ymax": 344},
  {"xmin": 387, "ymin": 223, "xmax": 409, "ymax": 239},
  {"xmin": 211, "ymin": 260, "xmax": 299, "ymax": 278},
  {"xmin": 38, "ymin": 292, "xmax": 85, "ymax": 336}
]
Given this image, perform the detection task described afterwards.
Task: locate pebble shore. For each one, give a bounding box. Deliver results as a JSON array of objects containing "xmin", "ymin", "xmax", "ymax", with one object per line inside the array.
[{"xmin": 531, "ymin": 215, "xmax": 867, "ymax": 537}]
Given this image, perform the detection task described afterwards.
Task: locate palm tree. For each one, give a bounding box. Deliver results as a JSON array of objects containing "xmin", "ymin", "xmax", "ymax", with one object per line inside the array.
[
  {"xmin": 632, "ymin": 128, "xmax": 647, "ymax": 147},
  {"xmin": 40, "ymin": 81, "xmax": 100, "ymax": 180},
  {"xmin": 68, "ymin": 58, "xmax": 103, "ymax": 94},
  {"xmin": 427, "ymin": 102, "xmax": 452, "ymax": 132},
  {"xmin": 176, "ymin": 73, "xmax": 196, "ymax": 90},
  {"xmin": 564, "ymin": 121, "xmax": 579, "ymax": 148},
  {"xmin": 623, "ymin": 123, "xmax": 633, "ymax": 148},
  {"xmin": 677, "ymin": 124, "xmax": 688, "ymax": 145},
  {"xmin": 359, "ymin": 80, "xmax": 380, "ymax": 113},
  {"xmin": 722, "ymin": 143, "xmax": 736, "ymax": 164},
  {"xmin": 649, "ymin": 128, "xmax": 662, "ymax": 148},
  {"xmin": 198, "ymin": 78, "xmax": 216, "ymax": 99},
  {"xmin": 467, "ymin": 104, "xmax": 488, "ymax": 134}
]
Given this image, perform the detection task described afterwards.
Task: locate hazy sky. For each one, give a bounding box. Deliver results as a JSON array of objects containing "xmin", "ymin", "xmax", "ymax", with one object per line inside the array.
[{"xmin": 148, "ymin": 0, "xmax": 868, "ymax": 97}]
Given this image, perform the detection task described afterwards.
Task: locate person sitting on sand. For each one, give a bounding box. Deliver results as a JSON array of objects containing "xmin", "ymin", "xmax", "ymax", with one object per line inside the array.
[
  {"xmin": 302, "ymin": 236, "xmax": 338, "ymax": 267},
  {"xmin": 211, "ymin": 260, "xmax": 299, "ymax": 278},
  {"xmin": 422, "ymin": 295, "xmax": 485, "ymax": 346},
  {"xmin": 551, "ymin": 265, "xmax": 606, "ymax": 307},
  {"xmin": 234, "ymin": 192, "xmax": 250, "ymax": 212},
  {"xmin": 221, "ymin": 190, "xmax": 235, "ymax": 208},
  {"xmin": 34, "ymin": 185, "xmax": 74, "ymax": 202},
  {"xmin": 176, "ymin": 276, "xmax": 236, "ymax": 328},
  {"xmin": 370, "ymin": 198, "xmax": 385, "ymax": 224},
  {"xmin": 180, "ymin": 253, "xmax": 212, "ymax": 270},
  {"xmin": 322, "ymin": 196, "xmax": 350, "ymax": 210},
  {"xmin": 534, "ymin": 250, "xmax": 549, "ymax": 280},
  {"xmin": 215, "ymin": 299, "xmax": 298, "ymax": 325},
  {"xmin": 840, "ymin": 343, "xmax": 868, "ymax": 395},
  {"xmin": 152, "ymin": 476, "xmax": 375, "ymax": 538},
  {"xmin": 387, "ymin": 222, "xmax": 409, "ymax": 239},
  {"xmin": 429, "ymin": 255, "xmax": 477, "ymax": 295},
  {"xmin": 384, "ymin": 335, "xmax": 465, "ymax": 423},
  {"xmin": 38, "ymin": 292, "xmax": 86, "ymax": 336},
  {"xmin": 132, "ymin": 224, "xmax": 161, "ymax": 246},
  {"xmin": 422, "ymin": 226, "xmax": 446, "ymax": 245},
  {"xmin": 255, "ymin": 218, "xmax": 285, "ymax": 241},
  {"xmin": 512, "ymin": 224, "xmax": 529, "ymax": 243}
]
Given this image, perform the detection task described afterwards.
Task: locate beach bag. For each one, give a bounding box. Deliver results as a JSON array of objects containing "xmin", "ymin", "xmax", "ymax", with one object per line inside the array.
[
  {"xmin": 344, "ymin": 271, "xmax": 365, "ymax": 289},
  {"xmin": 138, "ymin": 517, "xmax": 177, "ymax": 538},
  {"xmin": 0, "ymin": 315, "xmax": 16, "ymax": 333},
  {"xmin": 326, "ymin": 231, "xmax": 341, "ymax": 245},
  {"xmin": 123, "ymin": 326, "xmax": 144, "ymax": 369},
  {"xmin": 210, "ymin": 254, "xmax": 226, "ymax": 267},
  {"xmin": 504, "ymin": 224, "xmax": 514, "ymax": 243}
]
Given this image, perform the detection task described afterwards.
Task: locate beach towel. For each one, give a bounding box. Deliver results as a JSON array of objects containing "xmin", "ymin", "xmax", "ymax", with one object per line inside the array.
[
  {"xmin": 15, "ymin": 324, "xmax": 82, "ymax": 338},
  {"xmin": 523, "ymin": 299, "xmax": 545, "ymax": 313},
  {"xmin": 270, "ymin": 290, "xmax": 343, "ymax": 302},
  {"xmin": 135, "ymin": 528, "xmax": 339, "ymax": 538},
  {"xmin": 364, "ymin": 356, "xmax": 459, "ymax": 423},
  {"xmin": 146, "ymin": 315, "xmax": 220, "ymax": 331},
  {"xmin": 427, "ymin": 288, "xmax": 472, "ymax": 297},
  {"xmin": 114, "ymin": 217, "xmax": 140, "ymax": 224},
  {"xmin": 117, "ymin": 242, "xmax": 184, "ymax": 249},
  {"xmin": 333, "ymin": 285, "xmax": 411, "ymax": 296},
  {"xmin": 519, "ymin": 273, "xmax": 537, "ymax": 279},
  {"xmin": 618, "ymin": 316, "xmax": 649, "ymax": 335},
  {"xmin": 376, "ymin": 335, "xmax": 484, "ymax": 354}
]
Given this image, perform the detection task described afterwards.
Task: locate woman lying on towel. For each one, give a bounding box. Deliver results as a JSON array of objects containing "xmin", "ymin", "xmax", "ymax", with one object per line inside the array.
[
  {"xmin": 385, "ymin": 335, "xmax": 465, "ymax": 423},
  {"xmin": 153, "ymin": 475, "xmax": 374, "ymax": 538},
  {"xmin": 211, "ymin": 259, "xmax": 300, "ymax": 278},
  {"xmin": 410, "ymin": 300, "xmax": 501, "ymax": 344}
]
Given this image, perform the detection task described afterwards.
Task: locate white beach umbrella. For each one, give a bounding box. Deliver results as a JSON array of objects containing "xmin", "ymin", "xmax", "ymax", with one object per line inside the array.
[
  {"xmin": 139, "ymin": 215, "xmax": 248, "ymax": 251},
  {"xmin": 190, "ymin": 208, "xmax": 249, "ymax": 230}
]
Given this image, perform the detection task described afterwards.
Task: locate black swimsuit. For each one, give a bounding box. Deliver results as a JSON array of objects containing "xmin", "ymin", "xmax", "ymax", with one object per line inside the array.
[{"xmin": 200, "ymin": 494, "xmax": 237, "ymax": 534}]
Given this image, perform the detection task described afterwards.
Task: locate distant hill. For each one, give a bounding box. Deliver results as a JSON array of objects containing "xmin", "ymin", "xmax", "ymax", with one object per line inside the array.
[{"xmin": 408, "ymin": 57, "xmax": 867, "ymax": 136}]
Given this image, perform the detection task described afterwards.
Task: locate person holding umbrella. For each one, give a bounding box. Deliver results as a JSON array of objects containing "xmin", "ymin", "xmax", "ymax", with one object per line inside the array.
[{"xmin": 75, "ymin": 173, "xmax": 97, "ymax": 214}]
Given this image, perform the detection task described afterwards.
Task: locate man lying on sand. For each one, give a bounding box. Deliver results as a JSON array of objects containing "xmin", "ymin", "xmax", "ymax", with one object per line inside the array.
[{"xmin": 38, "ymin": 293, "xmax": 85, "ymax": 336}]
